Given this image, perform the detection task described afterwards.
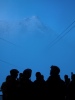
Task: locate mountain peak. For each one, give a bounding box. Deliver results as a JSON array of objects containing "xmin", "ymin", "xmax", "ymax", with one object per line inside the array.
[
  {"xmin": 23, "ymin": 15, "xmax": 41, "ymax": 25},
  {"xmin": 20, "ymin": 15, "xmax": 46, "ymax": 32},
  {"xmin": 30, "ymin": 15, "xmax": 40, "ymax": 21}
]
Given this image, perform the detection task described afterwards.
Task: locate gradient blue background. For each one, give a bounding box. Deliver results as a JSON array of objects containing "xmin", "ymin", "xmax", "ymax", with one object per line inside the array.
[{"xmin": 0, "ymin": 0, "xmax": 75, "ymax": 86}]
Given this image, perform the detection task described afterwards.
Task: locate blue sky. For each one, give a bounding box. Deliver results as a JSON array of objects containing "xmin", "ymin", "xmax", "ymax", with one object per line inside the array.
[{"xmin": 0, "ymin": 0, "xmax": 75, "ymax": 85}]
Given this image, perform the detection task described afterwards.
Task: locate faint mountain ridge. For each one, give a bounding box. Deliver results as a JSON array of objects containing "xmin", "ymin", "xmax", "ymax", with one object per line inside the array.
[
  {"xmin": 18, "ymin": 16, "xmax": 55, "ymax": 35},
  {"xmin": 0, "ymin": 15, "xmax": 56, "ymax": 37},
  {"xmin": 0, "ymin": 16, "xmax": 58, "ymax": 46},
  {"xmin": 20, "ymin": 16, "xmax": 46, "ymax": 30}
]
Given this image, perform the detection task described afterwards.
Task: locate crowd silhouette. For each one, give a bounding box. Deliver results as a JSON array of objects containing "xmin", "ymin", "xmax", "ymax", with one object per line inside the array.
[{"xmin": 0, "ymin": 65, "xmax": 75, "ymax": 100}]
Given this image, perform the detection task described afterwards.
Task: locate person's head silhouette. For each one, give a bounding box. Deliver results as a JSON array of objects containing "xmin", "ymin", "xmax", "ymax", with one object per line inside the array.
[
  {"xmin": 50, "ymin": 65, "xmax": 60, "ymax": 76},
  {"xmin": 23, "ymin": 68, "xmax": 32, "ymax": 79},
  {"xmin": 10, "ymin": 69, "xmax": 19, "ymax": 79}
]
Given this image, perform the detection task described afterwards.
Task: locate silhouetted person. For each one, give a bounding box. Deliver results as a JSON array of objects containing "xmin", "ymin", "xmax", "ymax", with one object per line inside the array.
[
  {"xmin": 19, "ymin": 68, "xmax": 33, "ymax": 100},
  {"xmin": 17, "ymin": 73, "xmax": 23, "ymax": 82},
  {"xmin": 33, "ymin": 72, "xmax": 46, "ymax": 99},
  {"xmin": 46, "ymin": 65, "xmax": 65, "ymax": 100},
  {"xmin": 66, "ymin": 74, "xmax": 75, "ymax": 100},
  {"xmin": 64, "ymin": 75, "xmax": 70, "ymax": 99},
  {"xmin": 7, "ymin": 69, "xmax": 19, "ymax": 100},
  {"xmin": 1, "ymin": 75, "xmax": 11, "ymax": 100},
  {"xmin": 64, "ymin": 75, "xmax": 70, "ymax": 87}
]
